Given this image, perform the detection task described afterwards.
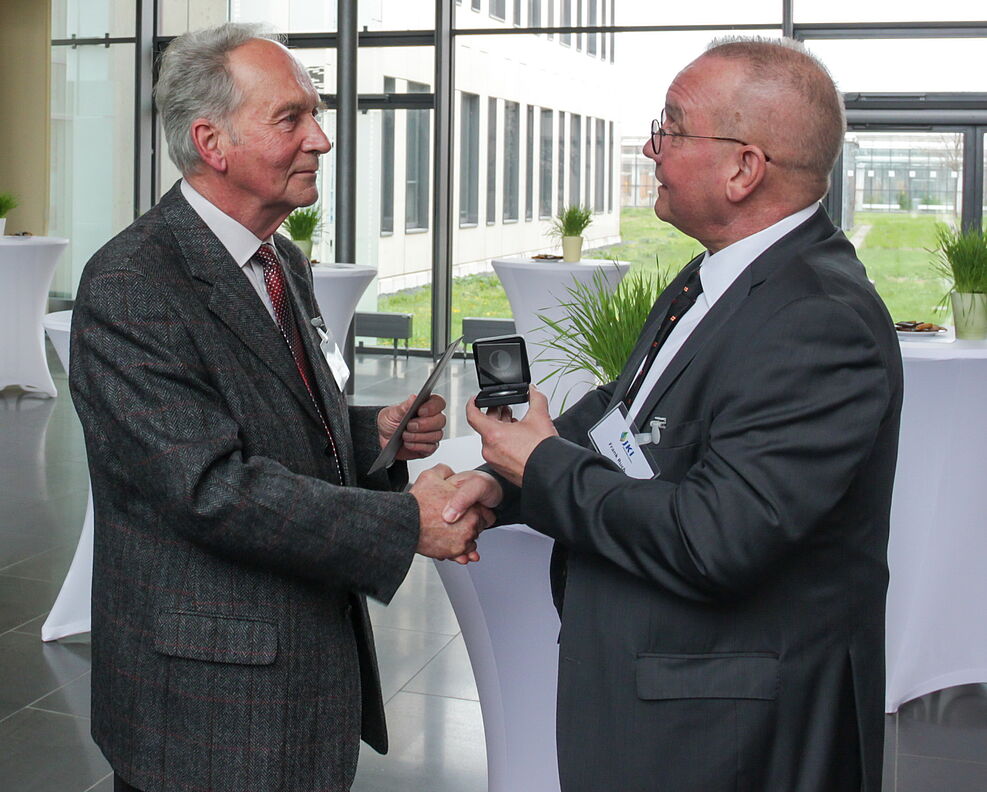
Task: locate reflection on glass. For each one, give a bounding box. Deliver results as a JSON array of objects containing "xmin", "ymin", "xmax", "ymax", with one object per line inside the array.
[
  {"xmin": 795, "ymin": 0, "xmax": 985, "ymax": 23},
  {"xmin": 52, "ymin": 0, "xmax": 136, "ymax": 39},
  {"xmin": 807, "ymin": 39, "xmax": 986, "ymax": 92},
  {"xmin": 487, "ymin": 98, "xmax": 498, "ymax": 225},
  {"xmin": 840, "ymin": 131, "xmax": 963, "ymax": 322},
  {"xmin": 982, "ymin": 133, "xmax": 986, "ymax": 231},
  {"xmin": 503, "ymin": 101, "xmax": 520, "ymax": 222},
  {"xmin": 49, "ymin": 42, "xmax": 135, "ymax": 299},
  {"xmin": 526, "ymin": 105, "xmax": 535, "ymax": 221},
  {"xmin": 460, "ymin": 93, "xmax": 480, "ymax": 226},
  {"xmin": 405, "ymin": 81, "xmax": 431, "ymax": 232}
]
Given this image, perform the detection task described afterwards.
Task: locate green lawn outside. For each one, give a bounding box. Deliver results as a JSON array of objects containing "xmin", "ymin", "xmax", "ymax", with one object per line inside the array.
[{"xmin": 377, "ymin": 208, "xmax": 951, "ymax": 348}]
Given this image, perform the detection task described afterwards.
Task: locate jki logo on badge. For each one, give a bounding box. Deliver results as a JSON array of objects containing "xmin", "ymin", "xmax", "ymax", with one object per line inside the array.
[{"xmin": 588, "ymin": 407, "xmax": 656, "ymax": 480}]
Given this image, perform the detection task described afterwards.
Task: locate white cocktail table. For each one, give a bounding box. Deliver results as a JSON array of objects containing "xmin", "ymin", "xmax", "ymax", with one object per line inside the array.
[
  {"xmin": 41, "ymin": 310, "xmax": 95, "ymax": 641},
  {"xmin": 309, "ymin": 263, "xmax": 376, "ymax": 350},
  {"xmin": 491, "ymin": 257, "xmax": 628, "ymax": 416},
  {"xmin": 0, "ymin": 236, "xmax": 68, "ymax": 396}
]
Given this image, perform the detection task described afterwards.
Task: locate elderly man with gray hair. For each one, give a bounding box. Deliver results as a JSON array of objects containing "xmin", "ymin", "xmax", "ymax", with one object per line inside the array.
[
  {"xmin": 69, "ymin": 23, "xmax": 490, "ymax": 792},
  {"xmin": 445, "ymin": 36, "xmax": 902, "ymax": 791}
]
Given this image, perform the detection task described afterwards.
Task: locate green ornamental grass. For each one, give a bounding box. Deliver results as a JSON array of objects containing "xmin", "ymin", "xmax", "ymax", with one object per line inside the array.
[
  {"xmin": 534, "ymin": 257, "xmax": 676, "ymax": 405},
  {"xmin": 0, "ymin": 192, "xmax": 18, "ymax": 218},
  {"xmin": 930, "ymin": 223, "xmax": 987, "ymax": 297},
  {"xmin": 282, "ymin": 205, "xmax": 322, "ymax": 241},
  {"xmin": 549, "ymin": 205, "xmax": 593, "ymax": 239}
]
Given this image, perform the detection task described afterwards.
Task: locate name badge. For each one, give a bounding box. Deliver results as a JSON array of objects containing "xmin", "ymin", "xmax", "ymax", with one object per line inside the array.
[
  {"xmin": 311, "ymin": 317, "xmax": 350, "ymax": 392},
  {"xmin": 587, "ymin": 404, "xmax": 656, "ymax": 480}
]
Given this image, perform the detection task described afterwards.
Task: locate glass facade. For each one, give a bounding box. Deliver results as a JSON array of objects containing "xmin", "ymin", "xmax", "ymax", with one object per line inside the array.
[{"xmin": 45, "ymin": 0, "xmax": 987, "ymax": 355}]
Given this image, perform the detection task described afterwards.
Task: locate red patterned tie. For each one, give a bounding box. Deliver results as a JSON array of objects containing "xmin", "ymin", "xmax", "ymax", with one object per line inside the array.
[{"xmin": 255, "ymin": 243, "xmax": 341, "ymax": 481}]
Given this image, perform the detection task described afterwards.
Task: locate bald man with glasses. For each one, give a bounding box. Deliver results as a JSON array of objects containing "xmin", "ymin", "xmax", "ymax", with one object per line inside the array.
[{"xmin": 446, "ymin": 37, "xmax": 902, "ymax": 792}]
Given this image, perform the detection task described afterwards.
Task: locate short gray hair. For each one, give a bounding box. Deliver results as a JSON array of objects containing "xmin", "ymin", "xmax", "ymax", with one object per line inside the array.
[
  {"xmin": 704, "ymin": 36, "xmax": 846, "ymax": 193},
  {"xmin": 154, "ymin": 23, "xmax": 284, "ymax": 175}
]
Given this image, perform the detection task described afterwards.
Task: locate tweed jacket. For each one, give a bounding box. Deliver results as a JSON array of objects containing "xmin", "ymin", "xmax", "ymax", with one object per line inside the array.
[
  {"xmin": 69, "ymin": 183, "xmax": 420, "ymax": 792},
  {"xmin": 495, "ymin": 207, "xmax": 903, "ymax": 792}
]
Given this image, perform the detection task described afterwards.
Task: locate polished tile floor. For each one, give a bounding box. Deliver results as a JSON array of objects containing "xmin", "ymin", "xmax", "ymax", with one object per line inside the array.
[{"xmin": 2, "ymin": 348, "xmax": 987, "ymax": 791}]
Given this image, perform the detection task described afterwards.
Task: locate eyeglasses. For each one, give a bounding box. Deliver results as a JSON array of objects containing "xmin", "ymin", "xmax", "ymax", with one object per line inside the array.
[{"xmin": 650, "ymin": 111, "xmax": 771, "ymax": 162}]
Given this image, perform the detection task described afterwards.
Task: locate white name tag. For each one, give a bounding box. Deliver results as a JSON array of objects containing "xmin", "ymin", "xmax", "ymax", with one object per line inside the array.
[
  {"xmin": 588, "ymin": 405, "xmax": 656, "ymax": 480},
  {"xmin": 312, "ymin": 318, "xmax": 350, "ymax": 392}
]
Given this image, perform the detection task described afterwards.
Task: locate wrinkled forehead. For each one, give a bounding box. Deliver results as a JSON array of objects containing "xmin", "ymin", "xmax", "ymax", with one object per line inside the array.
[{"xmin": 663, "ymin": 55, "xmax": 736, "ymax": 127}]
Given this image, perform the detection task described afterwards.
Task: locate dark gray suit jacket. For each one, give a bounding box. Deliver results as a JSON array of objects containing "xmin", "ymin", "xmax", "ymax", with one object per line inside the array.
[
  {"xmin": 70, "ymin": 183, "xmax": 420, "ymax": 792},
  {"xmin": 497, "ymin": 207, "xmax": 903, "ymax": 792}
]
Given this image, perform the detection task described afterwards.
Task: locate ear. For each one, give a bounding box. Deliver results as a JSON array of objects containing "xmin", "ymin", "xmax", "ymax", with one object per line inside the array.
[
  {"xmin": 190, "ymin": 117, "xmax": 228, "ymax": 174},
  {"xmin": 724, "ymin": 147, "xmax": 767, "ymax": 204}
]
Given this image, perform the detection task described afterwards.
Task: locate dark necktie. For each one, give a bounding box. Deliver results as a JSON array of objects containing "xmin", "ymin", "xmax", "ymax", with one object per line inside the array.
[
  {"xmin": 623, "ymin": 266, "xmax": 704, "ymax": 408},
  {"xmin": 254, "ymin": 243, "xmax": 342, "ymax": 482}
]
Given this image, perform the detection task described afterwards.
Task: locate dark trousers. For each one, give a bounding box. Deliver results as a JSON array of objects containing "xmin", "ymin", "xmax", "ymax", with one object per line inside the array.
[{"xmin": 114, "ymin": 775, "xmax": 142, "ymax": 792}]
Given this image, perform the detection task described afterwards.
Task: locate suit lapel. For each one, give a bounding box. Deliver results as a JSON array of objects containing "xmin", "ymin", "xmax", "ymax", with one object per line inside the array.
[
  {"xmin": 608, "ymin": 255, "xmax": 704, "ymax": 410},
  {"xmin": 275, "ymin": 237, "xmax": 358, "ymax": 483},
  {"xmin": 159, "ymin": 185, "xmax": 323, "ymax": 427},
  {"xmin": 622, "ymin": 206, "xmax": 838, "ymax": 427}
]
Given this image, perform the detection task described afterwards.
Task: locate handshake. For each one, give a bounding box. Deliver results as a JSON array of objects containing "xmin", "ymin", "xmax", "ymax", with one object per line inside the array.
[
  {"xmin": 379, "ymin": 383, "xmax": 559, "ymax": 566},
  {"xmin": 409, "ymin": 466, "xmax": 504, "ymax": 564}
]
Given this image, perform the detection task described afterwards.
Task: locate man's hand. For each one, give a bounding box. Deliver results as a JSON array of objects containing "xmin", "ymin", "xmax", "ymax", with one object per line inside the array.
[
  {"xmin": 466, "ymin": 385, "xmax": 557, "ymax": 487},
  {"xmin": 410, "ymin": 464, "xmax": 493, "ymax": 564},
  {"xmin": 378, "ymin": 393, "xmax": 446, "ymax": 461}
]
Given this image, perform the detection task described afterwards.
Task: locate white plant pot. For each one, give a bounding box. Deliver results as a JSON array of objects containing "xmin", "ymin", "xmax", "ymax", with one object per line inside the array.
[
  {"xmin": 0, "ymin": 217, "xmax": 6, "ymax": 235},
  {"xmin": 951, "ymin": 292, "xmax": 987, "ymax": 340},
  {"xmin": 561, "ymin": 235, "xmax": 583, "ymax": 263},
  {"xmin": 293, "ymin": 238, "xmax": 313, "ymax": 259}
]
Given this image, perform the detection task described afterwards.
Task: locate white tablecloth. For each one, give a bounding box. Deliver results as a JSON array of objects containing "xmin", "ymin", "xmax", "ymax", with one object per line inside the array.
[
  {"xmin": 309, "ymin": 264, "xmax": 376, "ymax": 350},
  {"xmin": 492, "ymin": 257, "xmax": 629, "ymax": 416},
  {"xmin": 409, "ymin": 437, "xmax": 561, "ymax": 792},
  {"xmin": 40, "ymin": 310, "xmax": 95, "ymax": 642},
  {"xmin": 885, "ymin": 336, "xmax": 987, "ymax": 711},
  {"xmin": 0, "ymin": 236, "xmax": 68, "ymax": 396}
]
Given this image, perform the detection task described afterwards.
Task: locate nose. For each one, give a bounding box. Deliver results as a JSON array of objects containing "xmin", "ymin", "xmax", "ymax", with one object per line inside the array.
[
  {"xmin": 304, "ymin": 116, "xmax": 332, "ymax": 155},
  {"xmin": 642, "ymin": 136, "xmax": 657, "ymax": 162}
]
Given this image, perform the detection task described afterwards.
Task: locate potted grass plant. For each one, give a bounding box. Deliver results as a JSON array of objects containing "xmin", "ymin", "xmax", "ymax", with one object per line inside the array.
[
  {"xmin": 549, "ymin": 205, "xmax": 593, "ymax": 263},
  {"xmin": 930, "ymin": 223, "xmax": 987, "ymax": 339},
  {"xmin": 535, "ymin": 257, "xmax": 674, "ymax": 407},
  {"xmin": 0, "ymin": 192, "xmax": 18, "ymax": 236},
  {"xmin": 282, "ymin": 205, "xmax": 322, "ymax": 259}
]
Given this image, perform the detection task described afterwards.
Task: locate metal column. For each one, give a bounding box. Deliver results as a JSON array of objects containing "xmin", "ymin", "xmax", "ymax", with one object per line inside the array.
[
  {"xmin": 336, "ymin": 0, "xmax": 358, "ymax": 391},
  {"xmin": 431, "ymin": 0, "xmax": 455, "ymax": 359}
]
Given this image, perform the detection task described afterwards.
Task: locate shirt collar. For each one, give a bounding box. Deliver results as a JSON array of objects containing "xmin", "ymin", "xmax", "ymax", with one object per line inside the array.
[
  {"xmin": 699, "ymin": 202, "xmax": 819, "ymax": 305},
  {"xmin": 180, "ymin": 179, "xmax": 277, "ymax": 268}
]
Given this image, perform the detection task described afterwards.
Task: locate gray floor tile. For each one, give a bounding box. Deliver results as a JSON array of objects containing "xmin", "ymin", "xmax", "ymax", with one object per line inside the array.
[
  {"xmin": 32, "ymin": 671, "xmax": 92, "ymax": 720},
  {"xmin": 404, "ymin": 634, "xmax": 479, "ymax": 701},
  {"xmin": 896, "ymin": 755, "xmax": 987, "ymax": 792},
  {"xmin": 1, "ymin": 541, "xmax": 77, "ymax": 584},
  {"xmin": 0, "ymin": 530, "xmax": 61, "ymax": 569},
  {"xmin": 368, "ymin": 557, "xmax": 462, "ymax": 636},
  {"xmin": 898, "ymin": 684, "xmax": 987, "ymax": 765},
  {"xmin": 372, "ymin": 626, "xmax": 455, "ymax": 703},
  {"xmin": 0, "ymin": 707, "xmax": 109, "ymax": 792},
  {"xmin": 883, "ymin": 714, "xmax": 898, "ymax": 792},
  {"xmin": 0, "ymin": 574, "xmax": 61, "ymax": 633},
  {"xmin": 1, "ymin": 491, "xmax": 88, "ymax": 544},
  {"xmin": 10, "ymin": 613, "xmax": 48, "ymax": 637},
  {"xmin": 85, "ymin": 773, "xmax": 114, "ymax": 792},
  {"xmin": 352, "ymin": 691, "xmax": 486, "ymax": 792},
  {"xmin": 0, "ymin": 630, "xmax": 90, "ymax": 720}
]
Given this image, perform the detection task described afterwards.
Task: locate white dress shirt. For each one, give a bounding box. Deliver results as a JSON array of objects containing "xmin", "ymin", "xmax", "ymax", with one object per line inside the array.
[
  {"xmin": 180, "ymin": 179, "xmax": 280, "ymax": 321},
  {"xmin": 627, "ymin": 203, "xmax": 820, "ymax": 424}
]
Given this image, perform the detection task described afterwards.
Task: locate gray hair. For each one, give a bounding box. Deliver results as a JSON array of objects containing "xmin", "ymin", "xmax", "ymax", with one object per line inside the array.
[
  {"xmin": 704, "ymin": 36, "xmax": 846, "ymax": 194},
  {"xmin": 154, "ymin": 23, "xmax": 285, "ymax": 175}
]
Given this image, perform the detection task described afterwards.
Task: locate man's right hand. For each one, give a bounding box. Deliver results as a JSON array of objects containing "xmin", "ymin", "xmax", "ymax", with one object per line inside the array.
[{"xmin": 410, "ymin": 464, "xmax": 494, "ymax": 564}]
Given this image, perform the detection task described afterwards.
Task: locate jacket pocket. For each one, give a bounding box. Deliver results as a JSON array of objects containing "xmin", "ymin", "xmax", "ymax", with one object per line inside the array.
[
  {"xmin": 636, "ymin": 651, "xmax": 779, "ymax": 701},
  {"xmin": 153, "ymin": 609, "xmax": 277, "ymax": 666}
]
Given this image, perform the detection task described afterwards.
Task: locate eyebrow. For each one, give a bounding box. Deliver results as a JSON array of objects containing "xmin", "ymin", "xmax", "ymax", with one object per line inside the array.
[{"xmin": 273, "ymin": 99, "xmax": 323, "ymax": 117}]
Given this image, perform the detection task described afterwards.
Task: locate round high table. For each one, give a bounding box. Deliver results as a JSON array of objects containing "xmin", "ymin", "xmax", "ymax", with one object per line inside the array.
[
  {"xmin": 408, "ymin": 436, "xmax": 562, "ymax": 792},
  {"xmin": 40, "ymin": 310, "xmax": 95, "ymax": 642},
  {"xmin": 885, "ymin": 334, "xmax": 987, "ymax": 711},
  {"xmin": 491, "ymin": 257, "xmax": 629, "ymax": 416},
  {"xmin": 309, "ymin": 263, "xmax": 376, "ymax": 350},
  {"xmin": 0, "ymin": 236, "xmax": 68, "ymax": 396}
]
